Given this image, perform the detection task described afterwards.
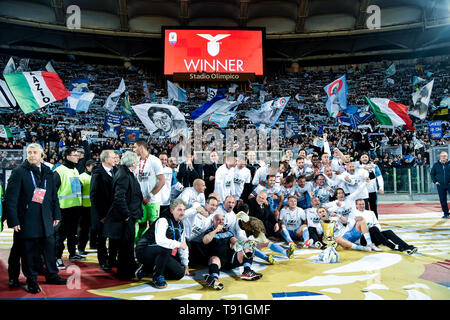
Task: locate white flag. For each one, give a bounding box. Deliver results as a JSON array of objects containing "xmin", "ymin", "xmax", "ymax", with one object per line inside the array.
[
  {"xmin": 104, "ymin": 78, "xmax": 125, "ymax": 112},
  {"xmin": 410, "ymin": 79, "xmax": 434, "ymax": 120},
  {"xmin": 3, "ymin": 57, "xmax": 16, "ymax": 74},
  {"xmin": 45, "ymin": 61, "xmax": 56, "ymax": 73}
]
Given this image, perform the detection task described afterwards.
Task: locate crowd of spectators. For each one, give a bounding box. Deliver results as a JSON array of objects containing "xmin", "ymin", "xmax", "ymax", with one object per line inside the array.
[{"xmin": 0, "ymin": 54, "xmax": 448, "ymax": 175}]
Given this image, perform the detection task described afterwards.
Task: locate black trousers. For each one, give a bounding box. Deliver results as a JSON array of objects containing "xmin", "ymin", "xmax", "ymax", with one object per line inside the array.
[
  {"xmin": 308, "ymin": 227, "xmax": 323, "ymax": 245},
  {"xmin": 187, "ymin": 240, "xmax": 209, "ymax": 266},
  {"xmin": 21, "ymin": 235, "xmax": 59, "ymax": 282},
  {"xmin": 78, "ymin": 206, "xmax": 92, "ymax": 251},
  {"xmin": 117, "ymin": 219, "xmax": 137, "ymax": 276},
  {"xmin": 136, "ymin": 245, "xmax": 185, "ymax": 280},
  {"xmin": 437, "ymin": 184, "xmax": 450, "ymax": 215},
  {"xmin": 94, "ymin": 221, "xmax": 109, "ymax": 265},
  {"xmin": 8, "ymin": 232, "xmax": 22, "ymax": 281},
  {"xmin": 360, "ymin": 227, "xmax": 411, "ymax": 251},
  {"xmin": 368, "ymin": 192, "xmax": 379, "ymax": 218},
  {"xmin": 55, "ymin": 207, "xmax": 81, "ymax": 258}
]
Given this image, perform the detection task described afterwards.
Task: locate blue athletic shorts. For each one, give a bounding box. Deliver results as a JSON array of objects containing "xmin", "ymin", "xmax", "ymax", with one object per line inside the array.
[{"xmin": 342, "ymin": 225, "xmax": 362, "ymax": 243}]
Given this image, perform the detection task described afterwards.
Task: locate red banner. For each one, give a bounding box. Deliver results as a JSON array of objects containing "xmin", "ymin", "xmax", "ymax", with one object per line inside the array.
[{"xmin": 164, "ymin": 29, "xmax": 263, "ymax": 75}]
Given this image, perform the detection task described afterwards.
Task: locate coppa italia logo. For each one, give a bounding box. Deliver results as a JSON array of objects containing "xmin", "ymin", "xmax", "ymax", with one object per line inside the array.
[
  {"xmin": 164, "ymin": 29, "xmax": 263, "ymax": 75},
  {"xmin": 196, "ymin": 34, "xmax": 230, "ymax": 57}
]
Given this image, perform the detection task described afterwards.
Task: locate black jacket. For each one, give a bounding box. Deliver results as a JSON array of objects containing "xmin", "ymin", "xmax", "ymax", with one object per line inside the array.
[
  {"xmin": 6, "ymin": 160, "xmax": 61, "ymax": 239},
  {"xmin": 90, "ymin": 164, "xmax": 114, "ymax": 229},
  {"xmin": 103, "ymin": 165, "xmax": 143, "ymax": 239},
  {"xmin": 248, "ymin": 197, "xmax": 277, "ymax": 237},
  {"xmin": 177, "ymin": 162, "xmax": 203, "ymax": 188},
  {"xmin": 431, "ymin": 160, "xmax": 450, "ymax": 186},
  {"xmin": 203, "ymin": 162, "xmax": 219, "ymax": 196}
]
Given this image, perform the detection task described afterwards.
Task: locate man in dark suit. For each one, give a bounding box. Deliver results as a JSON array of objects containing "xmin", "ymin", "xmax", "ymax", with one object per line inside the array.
[
  {"xmin": 90, "ymin": 149, "xmax": 116, "ymax": 271},
  {"xmin": 203, "ymin": 151, "xmax": 220, "ymax": 199},
  {"xmin": 6, "ymin": 143, "xmax": 66, "ymax": 294},
  {"xmin": 248, "ymin": 191, "xmax": 279, "ymax": 238},
  {"xmin": 431, "ymin": 151, "xmax": 450, "ymax": 219},
  {"xmin": 177, "ymin": 153, "xmax": 203, "ymax": 188},
  {"xmin": 104, "ymin": 151, "xmax": 143, "ymax": 279}
]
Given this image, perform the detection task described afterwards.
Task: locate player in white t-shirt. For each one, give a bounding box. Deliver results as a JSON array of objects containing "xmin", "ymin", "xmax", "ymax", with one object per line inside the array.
[
  {"xmin": 279, "ymin": 196, "xmax": 308, "ymax": 243},
  {"xmin": 233, "ymin": 159, "xmax": 252, "ymax": 202},
  {"xmin": 133, "ymin": 139, "xmax": 165, "ymax": 243}
]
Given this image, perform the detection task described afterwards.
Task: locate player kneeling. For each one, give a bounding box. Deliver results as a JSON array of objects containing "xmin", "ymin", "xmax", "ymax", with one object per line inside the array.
[{"xmin": 202, "ymin": 213, "xmax": 262, "ymax": 290}]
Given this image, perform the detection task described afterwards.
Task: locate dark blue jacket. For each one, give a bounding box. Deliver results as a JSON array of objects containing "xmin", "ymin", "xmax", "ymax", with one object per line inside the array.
[{"xmin": 430, "ymin": 161, "xmax": 450, "ymax": 185}]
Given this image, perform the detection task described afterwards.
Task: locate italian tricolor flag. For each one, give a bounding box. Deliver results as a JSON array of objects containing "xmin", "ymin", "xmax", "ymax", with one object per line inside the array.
[
  {"xmin": 365, "ymin": 96, "xmax": 415, "ymax": 130},
  {"xmin": 3, "ymin": 71, "xmax": 70, "ymax": 114}
]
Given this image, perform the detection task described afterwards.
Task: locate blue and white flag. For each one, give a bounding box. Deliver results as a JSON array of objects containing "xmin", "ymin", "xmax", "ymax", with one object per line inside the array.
[
  {"xmin": 207, "ymin": 88, "xmax": 217, "ymax": 101},
  {"xmin": 353, "ymin": 110, "xmax": 374, "ymax": 124},
  {"xmin": 412, "ymin": 76, "xmax": 426, "ymax": 85},
  {"xmin": 344, "ymin": 105, "xmax": 358, "ymax": 115},
  {"xmin": 386, "ymin": 63, "xmax": 396, "ymax": 76},
  {"xmin": 428, "ymin": 121, "xmax": 443, "ymax": 139},
  {"xmin": 191, "ymin": 94, "xmax": 239, "ymax": 122},
  {"xmin": 324, "ymin": 75, "xmax": 347, "ymax": 118},
  {"xmin": 337, "ymin": 114, "xmax": 357, "ymax": 129},
  {"xmin": 65, "ymin": 91, "xmax": 95, "ymax": 113},
  {"xmin": 229, "ymin": 83, "xmax": 238, "ymax": 93},
  {"xmin": 68, "ymin": 78, "xmax": 90, "ymax": 92},
  {"xmin": 246, "ymin": 96, "xmax": 290, "ymax": 133},
  {"xmin": 284, "ymin": 114, "xmax": 299, "ymax": 139},
  {"xmin": 103, "ymin": 111, "xmax": 123, "ymax": 138},
  {"xmin": 208, "ymin": 111, "xmax": 236, "ymax": 128},
  {"xmin": 167, "ymin": 80, "xmax": 188, "ymax": 103},
  {"xmin": 249, "ymin": 80, "xmax": 263, "ymax": 93},
  {"xmin": 237, "ymin": 94, "xmax": 249, "ymax": 104},
  {"xmin": 143, "ymin": 80, "xmax": 150, "ymax": 98},
  {"xmin": 0, "ymin": 79, "xmax": 17, "ymax": 108},
  {"xmin": 3, "ymin": 57, "xmax": 16, "ymax": 74},
  {"xmin": 104, "ymin": 78, "xmax": 125, "ymax": 112},
  {"xmin": 45, "ymin": 61, "xmax": 56, "ymax": 74}
]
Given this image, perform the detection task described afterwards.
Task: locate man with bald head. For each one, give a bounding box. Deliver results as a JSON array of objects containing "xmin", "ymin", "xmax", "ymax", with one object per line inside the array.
[
  {"xmin": 177, "ymin": 178, "xmax": 206, "ymax": 209},
  {"xmin": 431, "ymin": 152, "xmax": 450, "ymax": 219}
]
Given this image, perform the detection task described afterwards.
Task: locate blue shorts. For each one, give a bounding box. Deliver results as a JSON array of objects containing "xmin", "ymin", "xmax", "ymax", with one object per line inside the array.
[
  {"xmin": 342, "ymin": 226, "xmax": 362, "ymax": 243},
  {"xmin": 288, "ymin": 229, "xmax": 302, "ymax": 241}
]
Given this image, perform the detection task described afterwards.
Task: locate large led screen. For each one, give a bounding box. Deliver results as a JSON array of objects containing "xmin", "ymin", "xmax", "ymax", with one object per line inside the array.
[{"xmin": 163, "ymin": 28, "xmax": 264, "ymax": 76}]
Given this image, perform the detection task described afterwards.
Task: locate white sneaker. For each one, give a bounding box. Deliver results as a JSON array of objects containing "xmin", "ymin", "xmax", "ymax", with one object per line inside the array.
[
  {"xmin": 369, "ymin": 243, "xmax": 383, "ymax": 252},
  {"xmin": 56, "ymin": 258, "xmax": 66, "ymax": 270}
]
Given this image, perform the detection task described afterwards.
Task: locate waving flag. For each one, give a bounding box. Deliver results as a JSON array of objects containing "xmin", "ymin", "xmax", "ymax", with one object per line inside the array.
[
  {"xmin": 410, "ymin": 79, "xmax": 434, "ymax": 120},
  {"xmin": 133, "ymin": 103, "xmax": 187, "ymax": 138},
  {"xmin": 103, "ymin": 112, "xmax": 123, "ymax": 138},
  {"xmin": 104, "ymin": 78, "xmax": 125, "ymax": 112},
  {"xmin": 0, "ymin": 79, "xmax": 17, "ymax": 108},
  {"xmin": 3, "ymin": 57, "xmax": 16, "ymax": 74},
  {"xmin": 65, "ymin": 91, "xmax": 95, "ymax": 113},
  {"xmin": 3, "ymin": 71, "xmax": 70, "ymax": 114},
  {"xmin": 246, "ymin": 96, "xmax": 290, "ymax": 133},
  {"xmin": 386, "ymin": 63, "xmax": 396, "ymax": 76},
  {"xmin": 68, "ymin": 78, "xmax": 90, "ymax": 92},
  {"xmin": 353, "ymin": 110, "xmax": 374, "ymax": 124},
  {"xmin": 207, "ymin": 88, "xmax": 217, "ymax": 101},
  {"xmin": 337, "ymin": 114, "xmax": 357, "ymax": 129},
  {"xmin": 143, "ymin": 80, "xmax": 150, "ymax": 99},
  {"xmin": 167, "ymin": 80, "xmax": 188, "ymax": 103},
  {"xmin": 365, "ymin": 96, "xmax": 415, "ymax": 130},
  {"xmin": 208, "ymin": 111, "xmax": 236, "ymax": 128},
  {"xmin": 324, "ymin": 75, "xmax": 347, "ymax": 118},
  {"xmin": 191, "ymin": 94, "xmax": 239, "ymax": 122},
  {"xmin": 0, "ymin": 125, "xmax": 12, "ymax": 138},
  {"xmin": 45, "ymin": 61, "xmax": 56, "ymax": 73}
]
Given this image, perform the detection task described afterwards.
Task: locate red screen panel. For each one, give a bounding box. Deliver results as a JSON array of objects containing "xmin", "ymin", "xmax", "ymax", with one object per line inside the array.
[{"xmin": 164, "ymin": 29, "xmax": 263, "ymax": 75}]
